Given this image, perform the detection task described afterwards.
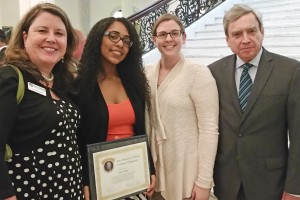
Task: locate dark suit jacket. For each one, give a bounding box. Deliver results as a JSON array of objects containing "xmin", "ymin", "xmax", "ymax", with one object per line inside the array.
[{"xmin": 208, "ymin": 48, "xmax": 300, "ymax": 200}]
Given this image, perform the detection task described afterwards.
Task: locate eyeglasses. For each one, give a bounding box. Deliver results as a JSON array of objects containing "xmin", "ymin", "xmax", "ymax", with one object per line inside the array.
[
  {"xmin": 104, "ymin": 31, "xmax": 133, "ymax": 47},
  {"xmin": 154, "ymin": 30, "xmax": 184, "ymax": 39}
]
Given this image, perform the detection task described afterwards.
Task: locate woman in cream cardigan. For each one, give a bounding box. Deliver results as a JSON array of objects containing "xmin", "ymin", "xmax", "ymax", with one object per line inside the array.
[{"xmin": 146, "ymin": 13, "xmax": 219, "ymax": 200}]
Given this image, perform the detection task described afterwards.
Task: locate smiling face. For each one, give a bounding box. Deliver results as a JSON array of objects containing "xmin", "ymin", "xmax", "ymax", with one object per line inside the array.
[
  {"xmin": 100, "ymin": 21, "xmax": 130, "ymax": 68},
  {"xmin": 226, "ymin": 12, "xmax": 264, "ymax": 62},
  {"xmin": 153, "ymin": 19, "xmax": 186, "ymax": 60},
  {"xmin": 23, "ymin": 12, "xmax": 67, "ymax": 71}
]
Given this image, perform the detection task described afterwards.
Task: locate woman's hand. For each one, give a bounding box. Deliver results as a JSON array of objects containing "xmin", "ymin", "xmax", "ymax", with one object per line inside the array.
[
  {"xmin": 4, "ymin": 196, "xmax": 17, "ymax": 200},
  {"xmin": 144, "ymin": 175, "xmax": 156, "ymax": 197},
  {"xmin": 83, "ymin": 186, "xmax": 90, "ymax": 200},
  {"xmin": 191, "ymin": 185, "xmax": 210, "ymax": 200},
  {"xmin": 282, "ymin": 192, "xmax": 300, "ymax": 200}
]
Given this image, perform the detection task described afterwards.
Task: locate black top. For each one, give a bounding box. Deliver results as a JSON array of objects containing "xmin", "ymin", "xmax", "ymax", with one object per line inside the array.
[
  {"xmin": 74, "ymin": 80, "xmax": 155, "ymax": 186},
  {"xmin": 0, "ymin": 66, "xmax": 76, "ymax": 199}
]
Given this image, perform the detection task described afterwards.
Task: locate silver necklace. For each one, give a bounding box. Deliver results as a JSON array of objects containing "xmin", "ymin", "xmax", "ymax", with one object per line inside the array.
[{"xmin": 42, "ymin": 72, "xmax": 54, "ymax": 82}]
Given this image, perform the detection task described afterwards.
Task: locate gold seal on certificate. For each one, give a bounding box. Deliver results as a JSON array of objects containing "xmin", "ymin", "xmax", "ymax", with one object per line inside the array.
[{"xmin": 87, "ymin": 135, "xmax": 150, "ymax": 200}]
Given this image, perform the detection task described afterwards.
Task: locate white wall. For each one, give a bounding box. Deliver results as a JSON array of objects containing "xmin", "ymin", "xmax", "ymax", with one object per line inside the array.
[
  {"xmin": 0, "ymin": 0, "xmax": 19, "ymax": 28},
  {"xmin": 89, "ymin": 0, "xmax": 156, "ymax": 31},
  {"xmin": 56, "ymin": 0, "xmax": 81, "ymax": 28},
  {"xmin": 55, "ymin": 0, "xmax": 90, "ymax": 34},
  {"xmin": 89, "ymin": 0, "xmax": 120, "ymax": 28},
  {"xmin": 0, "ymin": 0, "xmax": 3, "ymax": 26},
  {"xmin": 0, "ymin": 0, "xmax": 157, "ymax": 33}
]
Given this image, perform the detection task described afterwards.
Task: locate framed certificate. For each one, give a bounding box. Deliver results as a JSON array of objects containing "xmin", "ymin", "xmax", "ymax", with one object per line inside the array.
[{"xmin": 87, "ymin": 135, "xmax": 150, "ymax": 200}]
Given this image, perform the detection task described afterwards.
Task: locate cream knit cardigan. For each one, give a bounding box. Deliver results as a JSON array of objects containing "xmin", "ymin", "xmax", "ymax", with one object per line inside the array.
[{"xmin": 146, "ymin": 56, "xmax": 219, "ymax": 199}]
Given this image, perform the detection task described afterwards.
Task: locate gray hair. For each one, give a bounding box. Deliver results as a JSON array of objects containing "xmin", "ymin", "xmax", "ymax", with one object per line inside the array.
[{"xmin": 223, "ymin": 4, "xmax": 263, "ymax": 36}]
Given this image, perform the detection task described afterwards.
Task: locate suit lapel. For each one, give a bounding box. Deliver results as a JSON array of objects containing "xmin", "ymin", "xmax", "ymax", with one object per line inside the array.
[{"xmin": 241, "ymin": 49, "xmax": 274, "ymax": 122}]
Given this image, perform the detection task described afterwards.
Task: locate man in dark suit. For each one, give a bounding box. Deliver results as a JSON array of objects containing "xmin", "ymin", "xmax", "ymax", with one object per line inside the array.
[{"xmin": 208, "ymin": 4, "xmax": 300, "ymax": 200}]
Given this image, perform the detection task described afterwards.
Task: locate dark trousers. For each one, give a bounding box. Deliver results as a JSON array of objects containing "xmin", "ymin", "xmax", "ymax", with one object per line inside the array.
[{"xmin": 237, "ymin": 184, "xmax": 247, "ymax": 200}]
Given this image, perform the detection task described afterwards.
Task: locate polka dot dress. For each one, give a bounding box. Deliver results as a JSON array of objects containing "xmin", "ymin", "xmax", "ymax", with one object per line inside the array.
[{"xmin": 6, "ymin": 100, "xmax": 84, "ymax": 199}]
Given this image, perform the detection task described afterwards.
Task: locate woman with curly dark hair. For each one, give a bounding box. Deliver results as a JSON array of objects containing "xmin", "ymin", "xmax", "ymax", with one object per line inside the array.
[{"xmin": 73, "ymin": 17, "xmax": 156, "ymax": 200}]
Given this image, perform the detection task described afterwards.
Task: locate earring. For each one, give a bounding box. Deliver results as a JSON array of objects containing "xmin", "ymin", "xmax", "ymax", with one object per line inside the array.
[{"xmin": 61, "ymin": 57, "xmax": 64, "ymax": 63}]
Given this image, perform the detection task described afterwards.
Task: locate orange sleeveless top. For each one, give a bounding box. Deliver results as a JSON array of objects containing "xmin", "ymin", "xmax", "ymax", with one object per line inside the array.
[{"xmin": 106, "ymin": 99, "xmax": 135, "ymax": 141}]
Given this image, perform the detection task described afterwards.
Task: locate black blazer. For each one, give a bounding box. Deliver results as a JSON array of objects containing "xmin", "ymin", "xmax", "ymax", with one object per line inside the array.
[
  {"xmin": 208, "ymin": 48, "xmax": 300, "ymax": 200},
  {"xmin": 75, "ymin": 81, "xmax": 155, "ymax": 186}
]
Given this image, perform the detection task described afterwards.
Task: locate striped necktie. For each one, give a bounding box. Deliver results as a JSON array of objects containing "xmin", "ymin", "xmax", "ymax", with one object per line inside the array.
[{"xmin": 239, "ymin": 63, "xmax": 253, "ymax": 112}]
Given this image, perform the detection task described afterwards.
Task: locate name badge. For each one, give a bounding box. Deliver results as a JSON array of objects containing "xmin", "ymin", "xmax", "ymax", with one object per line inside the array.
[{"xmin": 28, "ymin": 82, "xmax": 47, "ymax": 96}]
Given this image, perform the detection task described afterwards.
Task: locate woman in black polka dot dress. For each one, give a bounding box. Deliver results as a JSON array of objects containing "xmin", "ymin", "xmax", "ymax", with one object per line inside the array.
[
  {"xmin": 6, "ymin": 100, "xmax": 83, "ymax": 199},
  {"xmin": 0, "ymin": 3, "xmax": 83, "ymax": 200}
]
